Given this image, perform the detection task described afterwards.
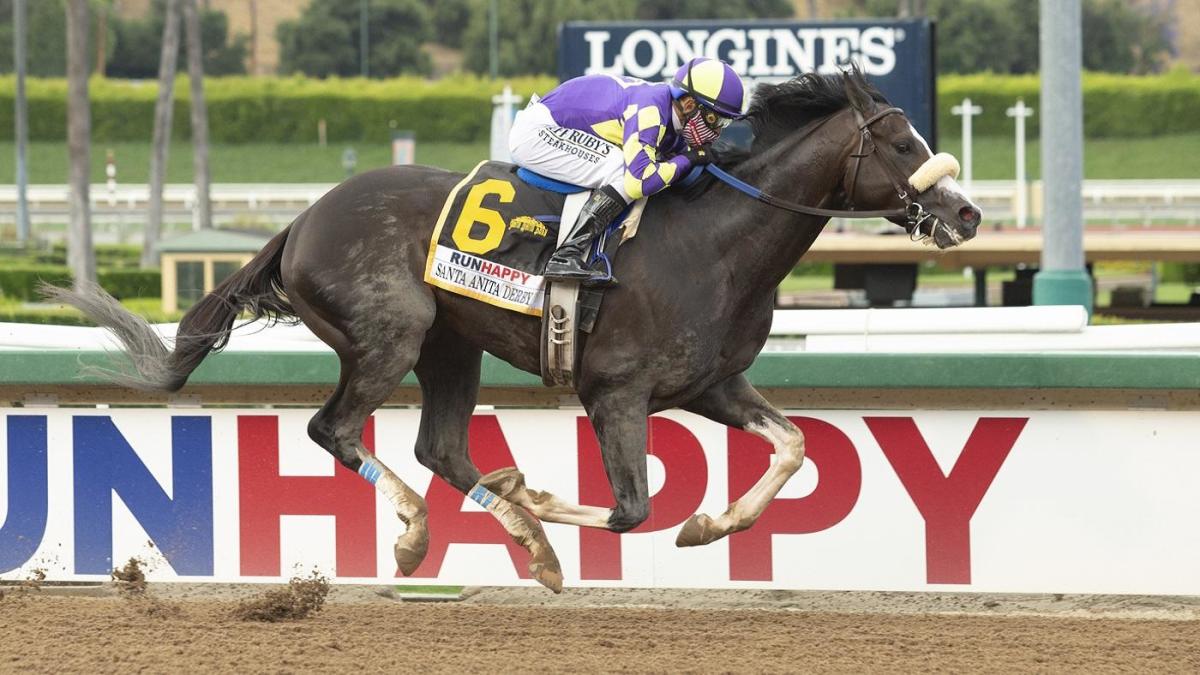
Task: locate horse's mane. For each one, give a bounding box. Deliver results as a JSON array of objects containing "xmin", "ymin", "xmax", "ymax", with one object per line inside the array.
[
  {"xmin": 743, "ymin": 68, "xmax": 890, "ymax": 150},
  {"xmin": 682, "ymin": 68, "xmax": 891, "ymax": 199}
]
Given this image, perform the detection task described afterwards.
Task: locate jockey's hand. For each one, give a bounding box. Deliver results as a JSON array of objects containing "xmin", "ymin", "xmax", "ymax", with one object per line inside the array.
[{"xmin": 681, "ymin": 145, "xmax": 714, "ymax": 166}]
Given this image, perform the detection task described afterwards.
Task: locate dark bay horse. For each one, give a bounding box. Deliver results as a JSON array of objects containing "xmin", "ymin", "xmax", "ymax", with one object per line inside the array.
[{"xmin": 48, "ymin": 71, "xmax": 980, "ymax": 592}]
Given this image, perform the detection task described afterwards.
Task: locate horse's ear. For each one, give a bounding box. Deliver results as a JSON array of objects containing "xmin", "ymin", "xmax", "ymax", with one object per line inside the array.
[{"xmin": 842, "ymin": 65, "xmax": 873, "ymax": 113}]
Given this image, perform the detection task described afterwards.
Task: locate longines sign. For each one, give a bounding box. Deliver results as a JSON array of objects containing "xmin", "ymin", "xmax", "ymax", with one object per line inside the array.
[{"xmin": 559, "ymin": 19, "xmax": 937, "ymax": 142}]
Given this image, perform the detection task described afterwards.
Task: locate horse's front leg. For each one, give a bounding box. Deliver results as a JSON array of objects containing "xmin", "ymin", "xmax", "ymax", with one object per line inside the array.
[
  {"xmin": 477, "ymin": 390, "xmax": 650, "ymax": 533},
  {"xmin": 675, "ymin": 373, "xmax": 805, "ymax": 547}
]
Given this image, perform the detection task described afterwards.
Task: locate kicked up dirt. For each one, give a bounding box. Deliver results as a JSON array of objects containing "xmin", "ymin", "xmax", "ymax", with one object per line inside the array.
[{"xmin": 232, "ymin": 571, "xmax": 331, "ymax": 622}]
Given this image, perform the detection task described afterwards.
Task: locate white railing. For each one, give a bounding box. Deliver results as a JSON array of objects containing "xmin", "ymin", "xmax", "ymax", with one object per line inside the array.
[
  {"xmin": 4, "ymin": 306, "xmax": 1197, "ymax": 353},
  {"xmin": 1, "ymin": 180, "xmax": 1199, "ymax": 230}
]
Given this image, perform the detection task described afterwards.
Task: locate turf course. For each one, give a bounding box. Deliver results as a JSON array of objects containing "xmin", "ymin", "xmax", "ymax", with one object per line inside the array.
[{"xmin": 0, "ymin": 134, "xmax": 1196, "ymax": 183}]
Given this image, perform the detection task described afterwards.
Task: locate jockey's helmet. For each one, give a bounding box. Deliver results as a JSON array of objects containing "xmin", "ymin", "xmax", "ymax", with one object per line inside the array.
[{"xmin": 669, "ymin": 57, "xmax": 745, "ymax": 120}]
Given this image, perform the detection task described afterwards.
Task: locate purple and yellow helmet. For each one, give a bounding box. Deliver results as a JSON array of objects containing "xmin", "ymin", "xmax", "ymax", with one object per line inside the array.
[{"xmin": 669, "ymin": 57, "xmax": 745, "ymax": 119}]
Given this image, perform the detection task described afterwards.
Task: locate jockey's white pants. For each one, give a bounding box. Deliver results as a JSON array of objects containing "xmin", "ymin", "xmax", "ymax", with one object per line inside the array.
[{"xmin": 508, "ymin": 101, "xmax": 633, "ymax": 203}]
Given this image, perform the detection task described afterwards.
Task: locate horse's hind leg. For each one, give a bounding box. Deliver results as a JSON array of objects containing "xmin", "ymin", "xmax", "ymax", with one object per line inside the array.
[
  {"xmin": 675, "ymin": 373, "xmax": 805, "ymax": 547},
  {"xmin": 413, "ymin": 324, "xmax": 563, "ymax": 592},
  {"xmin": 477, "ymin": 388, "xmax": 649, "ymax": 532},
  {"xmin": 294, "ymin": 293, "xmax": 435, "ymax": 575}
]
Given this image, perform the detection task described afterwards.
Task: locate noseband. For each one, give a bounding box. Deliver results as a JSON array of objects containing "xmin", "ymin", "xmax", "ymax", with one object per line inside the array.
[
  {"xmin": 845, "ymin": 107, "xmax": 937, "ymax": 235},
  {"xmin": 704, "ymin": 105, "xmax": 938, "ymax": 236}
]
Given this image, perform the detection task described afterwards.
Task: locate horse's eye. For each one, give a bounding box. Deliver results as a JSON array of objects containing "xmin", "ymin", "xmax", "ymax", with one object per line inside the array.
[{"xmin": 895, "ymin": 141, "xmax": 912, "ymax": 154}]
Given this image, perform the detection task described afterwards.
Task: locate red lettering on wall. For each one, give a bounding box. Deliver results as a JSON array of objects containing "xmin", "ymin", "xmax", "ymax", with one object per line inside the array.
[
  {"xmin": 238, "ymin": 415, "xmax": 377, "ymax": 577},
  {"xmin": 865, "ymin": 416, "xmax": 1027, "ymax": 584},
  {"xmin": 409, "ymin": 415, "xmax": 531, "ymax": 579},
  {"xmin": 578, "ymin": 416, "xmax": 707, "ymax": 580},
  {"xmin": 728, "ymin": 417, "xmax": 862, "ymax": 581}
]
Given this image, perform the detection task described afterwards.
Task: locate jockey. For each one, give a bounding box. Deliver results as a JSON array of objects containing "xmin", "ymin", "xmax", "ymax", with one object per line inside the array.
[{"xmin": 508, "ymin": 56, "xmax": 745, "ymax": 285}]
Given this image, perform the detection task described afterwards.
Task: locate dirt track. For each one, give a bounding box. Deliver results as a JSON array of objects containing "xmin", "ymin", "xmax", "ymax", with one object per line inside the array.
[{"xmin": 2, "ymin": 587, "xmax": 1198, "ymax": 673}]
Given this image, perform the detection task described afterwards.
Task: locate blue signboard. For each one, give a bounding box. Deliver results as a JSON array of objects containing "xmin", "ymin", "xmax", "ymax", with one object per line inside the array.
[{"xmin": 559, "ymin": 19, "xmax": 937, "ymax": 145}]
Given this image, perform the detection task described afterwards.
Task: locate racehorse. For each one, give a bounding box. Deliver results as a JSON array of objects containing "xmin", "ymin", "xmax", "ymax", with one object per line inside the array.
[{"xmin": 47, "ymin": 69, "xmax": 980, "ymax": 592}]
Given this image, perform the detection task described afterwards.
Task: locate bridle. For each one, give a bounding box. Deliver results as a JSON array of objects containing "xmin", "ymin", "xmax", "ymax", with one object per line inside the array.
[{"xmin": 705, "ymin": 104, "xmax": 939, "ymax": 237}]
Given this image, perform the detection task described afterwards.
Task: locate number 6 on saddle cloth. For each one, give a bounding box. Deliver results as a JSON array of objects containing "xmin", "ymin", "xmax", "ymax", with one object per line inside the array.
[{"xmin": 422, "ymin": 160, "xmax": 646, "ymax": 387}]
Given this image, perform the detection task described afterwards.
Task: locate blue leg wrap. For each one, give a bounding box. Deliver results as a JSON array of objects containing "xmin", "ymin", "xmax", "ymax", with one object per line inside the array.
[
  {"xmin": 358, "ymin": 457, "xmax": 384, "ymax": 485},
  {"xmin": 469, "ymin": 484, "xmax": 500, "ymax": 510}
]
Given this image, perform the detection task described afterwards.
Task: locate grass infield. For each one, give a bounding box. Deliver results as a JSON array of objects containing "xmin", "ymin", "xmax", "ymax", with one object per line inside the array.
[{"xmin": 0, "ymin": 133, "xmax": 1197, "ymax": 184}]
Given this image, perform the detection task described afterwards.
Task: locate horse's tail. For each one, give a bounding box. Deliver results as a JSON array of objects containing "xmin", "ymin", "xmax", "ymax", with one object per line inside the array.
[{"xmin": 42, "ymin": 225, "xmax": 294, "ymax": 393}]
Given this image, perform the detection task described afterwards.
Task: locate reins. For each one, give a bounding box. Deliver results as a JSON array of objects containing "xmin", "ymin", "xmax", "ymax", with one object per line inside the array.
[{"xmin": 704, "ymin": 105, "xmax": 938, "ymax": 234}]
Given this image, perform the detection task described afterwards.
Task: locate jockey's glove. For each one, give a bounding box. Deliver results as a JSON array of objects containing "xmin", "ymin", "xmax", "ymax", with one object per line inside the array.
[{"xmin": 681, "ymin": 145, "xmax": 714, "ymax": 166}]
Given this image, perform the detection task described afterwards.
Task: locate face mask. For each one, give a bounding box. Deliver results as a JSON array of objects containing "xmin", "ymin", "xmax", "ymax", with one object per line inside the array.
[{"xmin": 682, "ymin": 109, "xmax": 721, "ymax": 147}]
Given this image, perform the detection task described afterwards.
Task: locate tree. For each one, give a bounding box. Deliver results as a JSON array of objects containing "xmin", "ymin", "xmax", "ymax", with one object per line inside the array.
[
  {"xmin": 0, "ymin": 0, "xmax": 69, "ymax": 76},
  {"xmin": 855, "ymin": 0, "xmax": 1168, "ymax": 75},
  {"xmin": 106, "ymin": 0, "xmax": 247, "ymax": 78},
  {"xmin": 633, "ymin": 0, "xmax": 794, "ymax": 20},
  {"xmin": 276, "ymin": 0, "xmax": 433, "ymax": 77},
  {"xmin": 1082, "ymin": 0, "xmax": 1169, "ymax": 74},
  {"xmin": 460, "ymin": 0, "xmax": 795, "ymax": 77},
  {"xmin": 65, "ymin": 0, "xmax": 96, "ymax": 289},
  {"xmin": 144, "ymin": 0, "xmax": 181, "ymax": 268},
  {"xmin": 182, "ymin": 0, "xmax": 211, "ymax": 230},
  {"xmin": 461, "ymin": 0, "xmax": 628, "ymax": 77},
  {"xmin": 0, "ymin": 0, "xmax": 243, "ymax": 77},
  {"xmin": 425, "ymin": 0, "xmax": 470, "ymax": 48}
]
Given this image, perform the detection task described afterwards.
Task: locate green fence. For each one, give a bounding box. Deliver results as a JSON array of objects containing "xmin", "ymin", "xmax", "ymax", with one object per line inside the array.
[{"xmin": 1, "ymin": 350, "xmax": 1195, "ymax": 390}]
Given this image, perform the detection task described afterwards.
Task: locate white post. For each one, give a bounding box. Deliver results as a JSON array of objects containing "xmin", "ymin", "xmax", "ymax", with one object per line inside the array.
[
  {"xmin": 950, "ymin": 97, "xmax": 982, "ymax": 190},
  {"xmin": 1006, "ymin": 99, "xmax": 1035, "ymax": 229},
  {"xmin": 490, "ymin": 85, "xmax": 523, "ymax": 162},
  {"xmin": 105, "ymin": 149, "xmax": 117, "ymax": 206}
]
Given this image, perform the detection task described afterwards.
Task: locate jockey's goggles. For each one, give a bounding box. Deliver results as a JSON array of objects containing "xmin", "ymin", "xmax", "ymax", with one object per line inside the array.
[{"xmin": 698, "ymin": 106, "xmax": 734, "ymax": 130}]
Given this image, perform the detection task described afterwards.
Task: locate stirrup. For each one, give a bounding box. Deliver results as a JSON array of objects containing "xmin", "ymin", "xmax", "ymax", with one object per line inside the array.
[
  {"xmin": 544, "ymin": 259, "xmax": 616, "ymax": 285},
  {"xmin": 544, "ymin": 264, "xmax": 603, "ymax": 282}
]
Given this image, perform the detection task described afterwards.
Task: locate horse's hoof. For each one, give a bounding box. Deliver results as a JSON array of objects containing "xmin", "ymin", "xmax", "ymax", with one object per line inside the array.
[
  {"xmin": 394, "ymin": 521, "xmax": 429, "ymax": 576},
  {"xmin": 394, "ymin": 543, "xmax": 426, "ymax": 576},
  {"xmin": 675, "ymin": 513, "xmax": 720, "ymax": 547},
  {"xmin": 478, "ymin": 467, "xmax": 526, "ymax": 499},
  {"xmin": 529, "ymin": 558, "xmax": 564, "ymax": 594}
]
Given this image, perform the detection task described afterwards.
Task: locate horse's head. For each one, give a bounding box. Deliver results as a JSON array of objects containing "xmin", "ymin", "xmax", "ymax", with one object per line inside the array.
[{"xmin": 835, "ymin": 69, "xmax": 981, "ymax": 249}]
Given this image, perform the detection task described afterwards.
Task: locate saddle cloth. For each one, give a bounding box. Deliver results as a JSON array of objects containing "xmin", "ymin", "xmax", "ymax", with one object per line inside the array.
[{"xmin": 424, "ymin": 161, "xmax": 572, "ymax": 316}]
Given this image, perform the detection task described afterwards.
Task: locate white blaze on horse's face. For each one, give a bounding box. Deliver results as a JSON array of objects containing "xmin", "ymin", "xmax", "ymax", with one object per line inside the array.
[{"xmin": 905, "ymin": 123, "xmax": 982, "ymax": 248}]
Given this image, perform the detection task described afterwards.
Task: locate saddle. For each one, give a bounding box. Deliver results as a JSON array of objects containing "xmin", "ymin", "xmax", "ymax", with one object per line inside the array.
[{"xmin": 423, "ymin": 160, "xmax": 646, "ymax": 388}]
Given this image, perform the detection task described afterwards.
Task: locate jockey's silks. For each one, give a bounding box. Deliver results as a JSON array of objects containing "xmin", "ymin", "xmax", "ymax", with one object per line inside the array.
[{"xmin": 539, "ymin": 75, "xmax": 693, "ymax": 200}]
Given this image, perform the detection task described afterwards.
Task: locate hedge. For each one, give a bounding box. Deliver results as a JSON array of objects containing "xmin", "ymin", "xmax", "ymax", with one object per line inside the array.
[
  {"xmin": 0, "ymin": 266, "xmax": 161, "ymax": 301},
  {"xmin": 0, "ymin": 74, "xmax": 558, "ymax": 144},
  {"xmin": 0, "ymin": 266, "xmax": 73, "ymax": 301},
  {"xmin": 27, "ymin": 244, "xmax": 142, "ymax": 269},
  {"xmin": 1160, "ymin": 263, "xmax": 1200, "ymax": 285},
  {"xmin": 937, "ymin": 70, "xmax": 1200, "ymax": 139},
  {"xmin": 0, "ymin": 71, "xmax": 1193, "ymax": 144}
]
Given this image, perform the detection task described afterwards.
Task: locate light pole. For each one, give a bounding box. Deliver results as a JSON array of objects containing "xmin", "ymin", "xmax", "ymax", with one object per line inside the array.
[
  {"xmin": 14, "ymin": 0, "xmax": 30, "ymax": 244},
  {"xmin": 359, "ymin": 0, "xmax": 368, "ymax": 78},
  {"xmin": 1033, "ymin": 0, "xmax": 1091, "ymax": 312},
  {"xmin": 951, "ymin": 97, "xmax": 982, "ymax": 190},
  {"xmin": 488, "ymin": 0, "xmax": 498, "ymax": 80},
  {"xmin": 1005, "ymin": 99, "xmax": 1034, "ymax": 229}
]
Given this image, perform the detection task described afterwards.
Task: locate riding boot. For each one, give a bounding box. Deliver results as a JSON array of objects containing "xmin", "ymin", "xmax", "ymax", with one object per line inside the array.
[{"xmin": 543, "ymin": 185, "xmax": 627, "ymax": 286}]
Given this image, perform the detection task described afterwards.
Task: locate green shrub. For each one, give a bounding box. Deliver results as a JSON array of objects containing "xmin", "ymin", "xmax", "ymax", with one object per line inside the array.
[
  {"xmin": 98, "ymin": 269, "xmax": 162, "ymax": 299},
  {"xmin": 0, "ymin": 266, "xmax": 73, "ymax": 301},
  {"xmin": 1, "ymin": 72, "xmax": 1192, "ymax": 144},
  {"xmin": 1159, "ymin": 263, "xmax": 1200, "ymax": 285},
  {"xmin": 938, "ymin": 70, "xmax": 1200, "ymax": 139},
  {"xmin": 0, "ymin": 266, "xmax": 161, "ymax": 301},
  {"xmin": 0, "ymin": 308, "xmax": 93, "ymax": 326},
  {"xmin": 33, "ymin": 244, "xmax": 141, "ymax": 269},
  {"xmin": 790, "ymin": 262, "xmax": 834, "ymax": 277},
  {"xmin": 0, "ymin": 74, "xmax": 558, "ymax": 144},
  {"xmin": 0, "ymin": 295, "xmax": 179, "ymax": 326}
]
